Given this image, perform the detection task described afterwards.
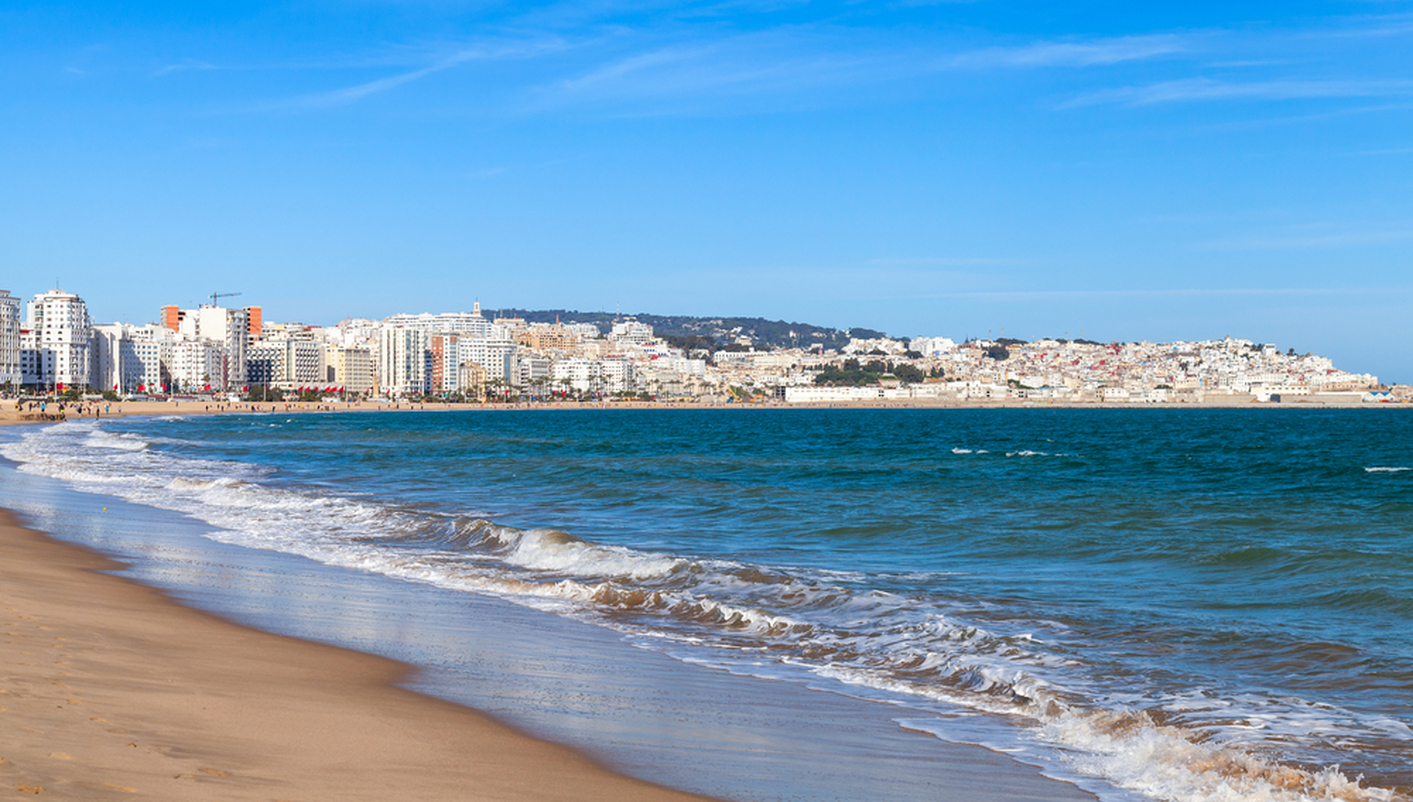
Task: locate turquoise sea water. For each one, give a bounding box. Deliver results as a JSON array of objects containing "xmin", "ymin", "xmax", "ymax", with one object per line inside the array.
[{"xmin": 3, "ymin": 408, "xmax": 1410, "ymax": 802}]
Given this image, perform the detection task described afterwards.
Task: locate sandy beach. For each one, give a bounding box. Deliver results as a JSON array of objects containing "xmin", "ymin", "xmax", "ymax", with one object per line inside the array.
[
  {"xmin": 0, "ymin": 506, "xmax": 719, "ymax": 801},
  {"xmin": 2, "ymin": 394, "xmax": 1400, "ymax": 428}
]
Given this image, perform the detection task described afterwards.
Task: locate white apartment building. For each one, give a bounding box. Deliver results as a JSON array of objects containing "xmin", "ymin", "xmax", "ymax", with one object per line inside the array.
[
  {"xmin": 550, "ymin": 357, "xmax": 603, "ymax": 395},
  {"xmin": 331, "ymin": 318, "xmax": 382, "ymax": 348},
  {"xmin": 378, "ymin": 327, "xmax": 428, "ymax": 397},
  {"xmin": 91, "ymin": 324, "xmax": 151, "ymax": 394},
  {"xmin": 176, "ymin": 305, "xmax": 248, "ymax": 389},
  {"xmin": 169, "ymin": 339, "xmax": 226, "ymax": 392},
  {"xmin": 609, "ymin": 319, "xmax": 654, "ymax": 346},
  {"xmin": 563, "ymin": 322, "xmax": 603, "ymax": 341},
  {"xmin": 25, "ymin": 289, "xmax": 93, "ymax": 390},
  {"xmin": 600, "ymin": 356, "xmax": 637, "ymax": 395},
  {"xmin": 385, "ymin": 302, "xmax": 494, "ymax": 339},
  {"xmin": 843, "ymin": 337, "xmax": 907, "ymax": 356},
  {"xmin": 910, "ymin": 337, "xmax": 957, "ymax": 357},
  {"xmin": 248, "ymin": 336, "xmax": 324, "ymax": 388},
  {"xmin": 458, "ymin": 336, "xmax": 516, "ymax": 382},
  {"xmin": 0, "ymin": 290, "xmax": 19, "ymax": 389},
  {"xmin": 510, "ymin": 352, "xmax": 551, "ymax": 392},
  {"xmin": 127, "ymin": 327, "xmax": 171, "ymax": 393},
  {"xmin": 94, "ymin": 323, "xmax": 182, "ymax": 395}
]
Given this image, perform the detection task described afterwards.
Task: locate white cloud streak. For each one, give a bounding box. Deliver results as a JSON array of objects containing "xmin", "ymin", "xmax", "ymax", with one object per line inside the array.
[
  {"xmin": 291, "ymin": 39, "xmax": 569, "ymax": 108},
  {"xmin": 1067, "ymin": 77, "xmax": 1413, "ymax": 107},
  {"xmin": 153, "ymin": 60, "xmax": 217, "ymax": 77},
  {"xmin": 918, "ymin": 286, "xmax": 1411, "ymax": 300},
  {"xmin": 1205, "ymin": 229, "xmax": 1413, "ymax": 250},
  {"xmin": 540, "ymin": 31, "xmax": 1187, "ymax": 110},
  {"xmin": 948, "ymin": 35, "xmax": 1186, "ymax": 68}
]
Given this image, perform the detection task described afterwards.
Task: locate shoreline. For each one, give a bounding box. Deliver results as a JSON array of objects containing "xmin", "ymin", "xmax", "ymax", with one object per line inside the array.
[
  {"xmin": 0, "ymin": 420, "xmax": 1106, "ymax": 802},
  {"xmin": 0, "ymin": 505, "xmax": 720, "ymax": 801},
  {"xmin": 2, "ymin": 395, "xmax": 1407, "ymax": 426}
]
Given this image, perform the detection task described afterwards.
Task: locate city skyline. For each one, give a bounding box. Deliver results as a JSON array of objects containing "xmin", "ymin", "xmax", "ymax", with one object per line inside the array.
[
  {"xmin": 3, "ymin": 2, "xmax": 1410, "ymax": 381},
  {"xmin": 2, "ymin": 285, "xmax": 1392, "ymax": 407}
]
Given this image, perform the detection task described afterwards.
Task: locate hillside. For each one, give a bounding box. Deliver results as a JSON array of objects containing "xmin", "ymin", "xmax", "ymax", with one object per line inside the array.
[{"xmin": 494, "ymin": 309, "xmax": 888, "ymax": 352}]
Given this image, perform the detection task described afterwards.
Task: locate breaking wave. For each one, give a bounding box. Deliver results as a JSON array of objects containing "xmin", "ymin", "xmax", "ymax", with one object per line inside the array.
[{"xmin": 1, "ymin": 420, "xmax": 1405, "ymax": 802}]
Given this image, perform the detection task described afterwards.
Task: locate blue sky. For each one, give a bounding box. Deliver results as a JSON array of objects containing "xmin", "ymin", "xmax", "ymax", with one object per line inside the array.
[{"xmin": 3, "ymin": 1, "xmax": 1411, "ymax": 380}]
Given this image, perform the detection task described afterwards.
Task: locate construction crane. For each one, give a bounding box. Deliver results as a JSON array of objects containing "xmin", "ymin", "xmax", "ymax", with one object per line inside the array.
[{"xmin": 210, "ymin": 291, "xmax": 242, "ymax": 307}]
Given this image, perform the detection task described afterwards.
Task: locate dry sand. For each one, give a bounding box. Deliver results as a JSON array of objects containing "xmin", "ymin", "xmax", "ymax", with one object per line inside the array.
[{"xmin": 0, "ymin": 507, "xmax": 718, "ymax": 801}]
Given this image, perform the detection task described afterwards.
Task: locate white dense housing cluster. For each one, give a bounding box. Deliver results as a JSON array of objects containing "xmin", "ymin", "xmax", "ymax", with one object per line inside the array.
[{"xmin": 0, "ymin": 287, "xmax": 1400, "ymax": 405}]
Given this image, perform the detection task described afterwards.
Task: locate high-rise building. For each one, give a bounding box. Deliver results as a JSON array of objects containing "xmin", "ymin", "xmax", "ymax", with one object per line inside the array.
[
  {"xmin": 160, "ymin": 305, "xmax": 183, "ymax": 332},
  {"xmin": 325, "ymin": 346, "xmax": 373, "ymax": 395},
  {"xmin": 377, "ymin": 327, "xmax": 428, "ymax": 397},
  {"xmin": 247, "ymin": 336, "xmax": 323, "ymax": 388},
  {"xmin": 428, "ymin": 332, "xmax": 460, "ymax": 395},
  {"xmin": 161, "ymin": 302, "xmax": 250, "ymax": 390},
  {"xmin": 92, "ymin": 324, "xmax": 177, "ymax": 394},
  {"xmin": 243, "ymin": 306, "xmax": 262, "ymax": 350},
  {"xmin": 0, "ymin": 290, "xmax": 19, "ymax": 388},
  {"xmin": 25, "ymin": 289, "xmax": 93, "ymax": 390},
  {"xmin": 458, "ymin": 336, "xmax": 516, "ymax": 382},
  {"xmin": 168, "ymin": 339, "xmax": 225, "ymax": 392}
]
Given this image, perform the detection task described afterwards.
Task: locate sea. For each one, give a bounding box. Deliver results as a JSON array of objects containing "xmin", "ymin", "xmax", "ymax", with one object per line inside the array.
[{"xmin": 1, "ymin": 407, "xmax": 1410, "ymax": 802}]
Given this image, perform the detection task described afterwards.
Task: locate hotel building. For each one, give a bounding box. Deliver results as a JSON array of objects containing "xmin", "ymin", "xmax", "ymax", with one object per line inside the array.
[{"xmin": 25, "ymin": 289, "xmax": 93, "ymax": 390}]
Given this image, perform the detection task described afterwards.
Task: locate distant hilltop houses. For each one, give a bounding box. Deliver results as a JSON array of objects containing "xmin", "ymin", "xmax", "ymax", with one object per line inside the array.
[{"xmin": 0, "ymin": 287, "xmax": 1405, "ymax": 406}]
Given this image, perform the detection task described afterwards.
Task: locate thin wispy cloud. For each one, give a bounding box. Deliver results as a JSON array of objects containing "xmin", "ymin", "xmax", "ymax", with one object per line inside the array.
[
  {"xmin": 1066, "ymin": 77, "xmax": 1413, "ymax": 107},
  {"xmin": 866, "ymin": 256, "xmax": 1019, "ymax": 267},
  {"xmin": 290, "ymin": 38, "xmax": 570, "ymax": 108},
  {"xmin": 298, "ymin": 51, "xmax": 483, "ymax": 107},
  {"xmin": 537, "ymin": 32, "xmax": 884, "ymax": 112},
  {"xmin": 919, "ymin": 286, "xmax": 1410, "ymax": 301},
  {"xmin": 153, "ymin": 60, "xmax": 216, "ymax": 77},
  {"xmin": 537, "ymin": 29, "xmax": 1186, "ymax": 113},
  {"xmin": 1314, "ymin": 13, "xmax": 1413, "ymax": 39},
  {"xmin": 1205, "ymin": 229, "xmax": 1413, "ymax": 250},
  {"xmin": 948, "ymin": 35, "xmax": 1186, "ymax": 69}
]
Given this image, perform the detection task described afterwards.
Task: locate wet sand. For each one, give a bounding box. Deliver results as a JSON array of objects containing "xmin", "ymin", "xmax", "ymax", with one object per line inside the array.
[{"xmin": 0, "ymin": 506, "xmax": 718, "ymax": 801}]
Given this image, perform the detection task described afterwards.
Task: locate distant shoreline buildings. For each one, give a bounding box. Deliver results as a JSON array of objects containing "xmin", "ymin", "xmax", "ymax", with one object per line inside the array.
[{"xmin": 0, "ymin": 286, "xmax": 1404, "ymax": 405}]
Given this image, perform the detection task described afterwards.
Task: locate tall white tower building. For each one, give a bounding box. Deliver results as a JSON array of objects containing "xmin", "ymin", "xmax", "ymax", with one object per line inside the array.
[
  {"xmin": 25, "ymin": 289, "xmax": 93, "ymax": 390},
  {"xmin": 0, "ymin": 290, "xmax": 19, "ymax": 389},
  {"xmin": 378, "ymin": 327, "xmax": 428, "ymax": 397}
]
